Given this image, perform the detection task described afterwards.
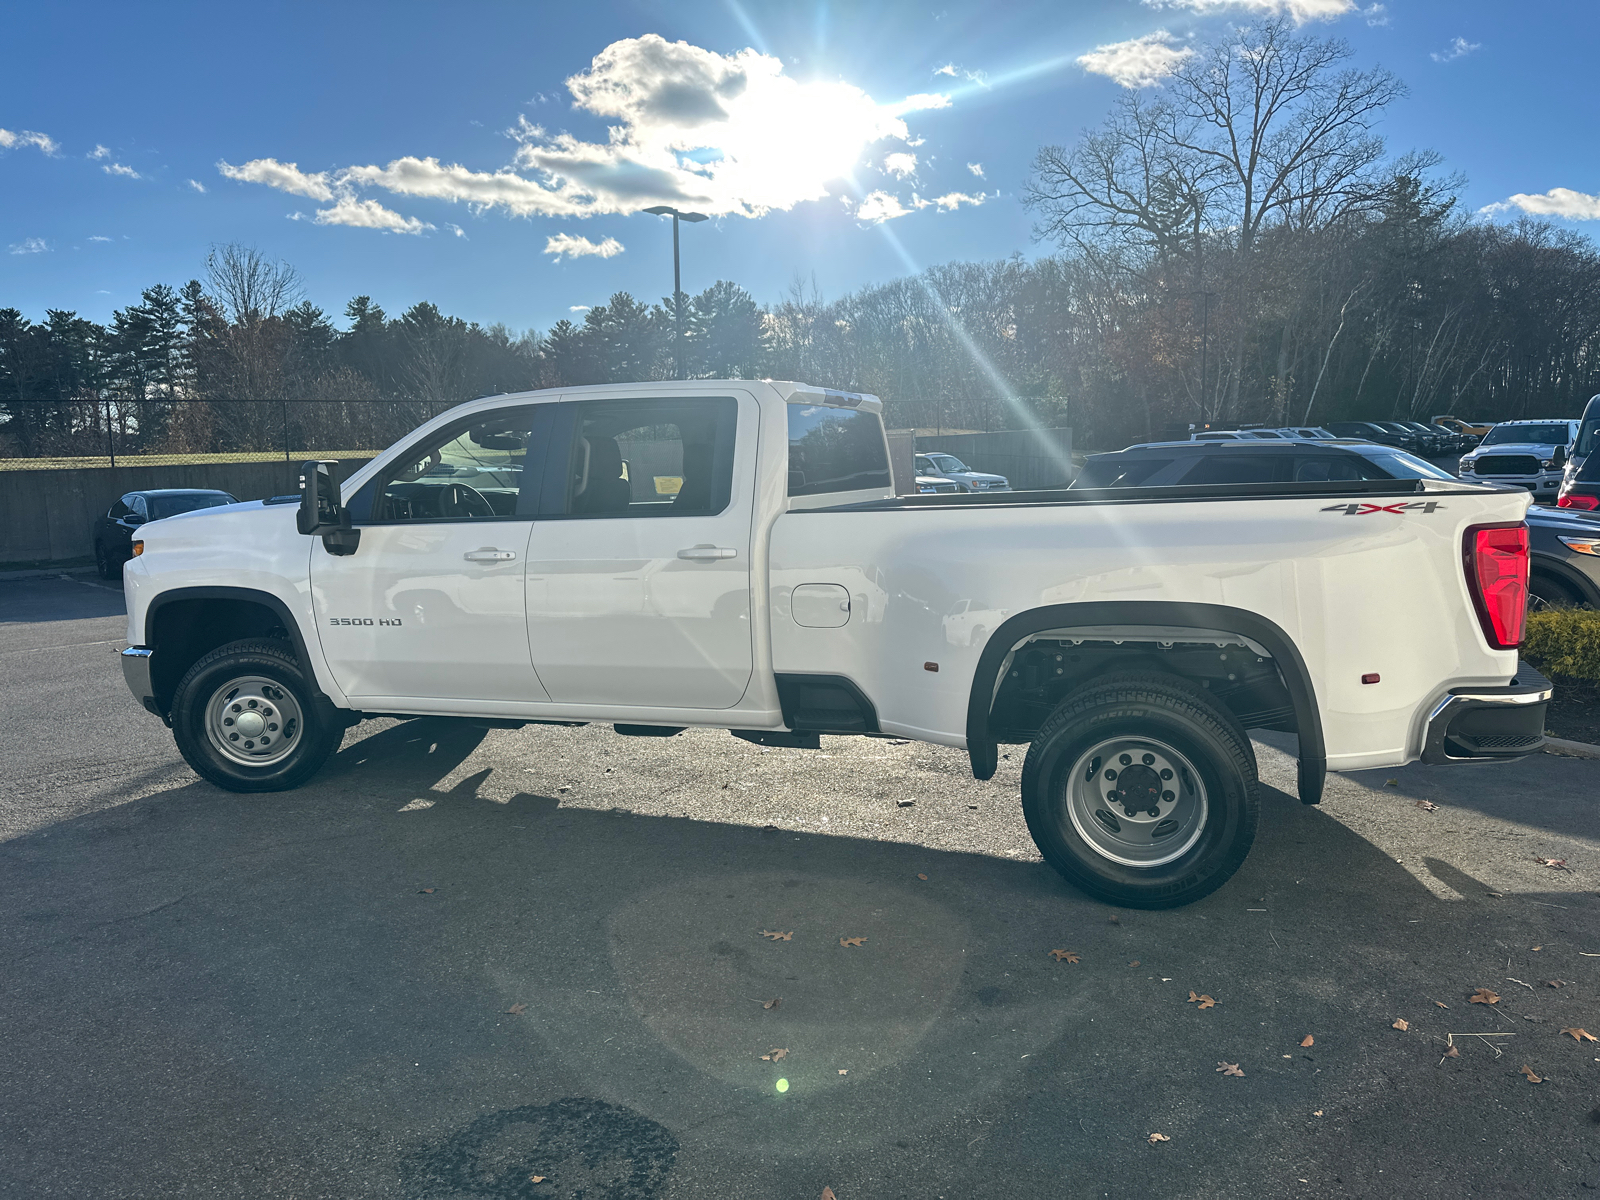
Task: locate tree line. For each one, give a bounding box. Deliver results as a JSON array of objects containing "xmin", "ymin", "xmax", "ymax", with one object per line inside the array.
[{"xmin": 3, "ymin": 17, "xmax": 1598, "ymax": 459}]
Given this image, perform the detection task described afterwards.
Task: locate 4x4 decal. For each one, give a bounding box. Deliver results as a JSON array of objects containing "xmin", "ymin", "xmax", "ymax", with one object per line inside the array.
[{"xmin": 1321, "ymin": 501, "xmax": 1445, "ymax": 515}]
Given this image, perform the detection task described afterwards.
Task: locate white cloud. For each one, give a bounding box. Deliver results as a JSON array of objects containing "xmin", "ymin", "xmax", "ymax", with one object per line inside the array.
[
  {"xmin": 544, "ymin": 232, "xmax": 624, "ymax": 260},
  {"xmin": 1078, "ymin": 30, "xmax": 1195, "ymax": 88},
  {"xmin": 1363, "ymin": 4, "xmax": 1389, "ymax": 26},
  {"xmin": 314, "ymin": 195, "xmax": 433, "ymax": 234},
  {"xmin": 883, "ymin": 152, "xmax": 918, "ymax": 178},
  {"xmin": 218, "ymin": 157, "xmax": 335, "ymax": 200},
  {"xmin": 102, "ymin": 162, "xmax": 140, "ymax": 179},
  {"xmin": 88, "ymin": 235, "xmax": 112, "ymax": 242},
  {"xmin": 446, "ymin": 222, "xmax": 467, "ymax": 238},
  {"xmin": 9, "ymin": 237, "xmax": 50, "ymax": 255},
  {"xmin": 930, "ymin": 191, "xmax": 986, "ymax": 211},
  {"xmin": 187, "ymin": 179, "xmax": 206, "ymax": 193},
  {"xmin": 1431, "ymin": 37, "xmax": 1480, "ymax": 63},
  {"xmin": 89, "ymin": 144, "xmax": 110, "ymax": 159},
  {"xmin": 1144, "ymin": 0, "xmax": 1355, "ymax": 21},
  {"xmin": 570, "ymin": 304, "xmax": 592, "ymax": 312},
  {"xmin": 935, "ymin": 63, "xmax": 957, "ymax": 76},
  {"xmin": 0, "ymin": 128, "xmax": 59, "ymax": 155},
  {"xmin": 856, "ymin": 190, "xmax": 911, "ymax": 222},
  {"xmin": 967, "ymin": 162, "xmax": 985, "ymax": 178},
  {"xmin": 1482, "ymin": 188, "xmax": 1600, "ymax": 222},
  {"xmin": 219, "ymin": 37, "xmax": 945, "ymax": 229}
]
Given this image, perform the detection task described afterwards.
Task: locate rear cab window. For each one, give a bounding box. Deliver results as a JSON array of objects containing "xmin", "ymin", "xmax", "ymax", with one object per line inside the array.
[{"xmin": 786, "ymin": 403, "xmax": 892, "ymax": 507}]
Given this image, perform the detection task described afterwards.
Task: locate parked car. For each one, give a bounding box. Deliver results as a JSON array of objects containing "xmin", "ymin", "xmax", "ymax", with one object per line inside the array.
[
  {"xmin": 1564, "ymin": 393, "xmax": 1600, "ymax": 490},
  {"xmin": 1457, "ymin": 419, "xmax": 1578, "ymax": 501},
  {"xmin": 916, "ymin": 474, "xmax": 962, "ymax": 494},
  {"xmin": 1324, "ymin": 421, "xmax": 1408, "ymax": 448},
  {"xmin": 1073, "ymin": 439, "xmax": 1457, "ymax": 489},
  {"xmin": 119, "ymin": 378, "xmax": 1544, "ymax": 909},
  {"xmin": 1433, "ymin": 415, "xmax": 1494, "ymax": 441},
  {"xmin": 1273, "ymin": 426, "xmax": 1338, "ymax": 440},
  {"xmin": 914, "ymin": 452, "xmax": 1011, "ymax": 492},
  {"xmin": 1526, "ymin": 505, "xmax": 1600, "ymax": 609},
  {"xmin": 1556, "ymin": 441, "xmax": 1600, "ymax": 511},
  {"xmin": 1424, "ymin": 422, "xmax": 1471, "ymax": 453},
  {"xmin": 1396, "ymin": 421, "xmax": 1450, "ymax": 456},
  {"xmin": 93, "ymin": 489, "xmax": 238, "ymax": 578}
]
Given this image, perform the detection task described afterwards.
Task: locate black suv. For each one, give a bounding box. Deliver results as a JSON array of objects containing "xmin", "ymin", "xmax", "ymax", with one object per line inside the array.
[
  {"xmin": 93, "ymin": 489, "xmax": 237, "ymax": 578},
  {"xmin": 1075, "ymin": 439, "xmax": 1453, "ymax": 489}
]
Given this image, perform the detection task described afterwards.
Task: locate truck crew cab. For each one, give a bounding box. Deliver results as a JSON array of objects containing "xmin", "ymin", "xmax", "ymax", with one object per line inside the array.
[{"xmin": 120, "ymin": 381, "xmax": 1550, "ymax": 908}]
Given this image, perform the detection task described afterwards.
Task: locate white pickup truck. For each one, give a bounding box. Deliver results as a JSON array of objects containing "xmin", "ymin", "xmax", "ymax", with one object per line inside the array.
[{"xmin": 120, "ymin": 380, "xmax": 1551, "ymax": 907}]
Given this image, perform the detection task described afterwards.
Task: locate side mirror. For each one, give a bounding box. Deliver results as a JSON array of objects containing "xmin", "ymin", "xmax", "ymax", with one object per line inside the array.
[
  {"xmin": 297, "ymin": 460, "xmax": 360, "ymax": 556},
  {"xmin": 1552, "ymin": 445, "xmax": 1568, "ymax": 467},
  {"xmin": 123, "ymin": 513, "xmax": 146, "ymax": 526}
]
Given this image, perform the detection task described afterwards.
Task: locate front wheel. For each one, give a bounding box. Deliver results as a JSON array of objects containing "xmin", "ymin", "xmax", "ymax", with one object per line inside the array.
[
  {"xmin": 170, "ymin": 639, "xmax": 341, "ymax": 792},
  {"xmin": 1020, "ymin": 675, "xmax": 1259, "ymax": 909},
  {"xmin": 95, "ymin": 541, "xmax": 118, "ymax": 580}
]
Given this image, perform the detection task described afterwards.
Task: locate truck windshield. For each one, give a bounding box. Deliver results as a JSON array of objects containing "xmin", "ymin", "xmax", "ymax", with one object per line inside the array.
[
  {"xmin": 1481, "ymin": 424, "xmax": 1570, "ymax": 446},
  {"xmin": 927, "ymin": 454, "xmax": 969, "ymax": 473},
  {"xmin": 787, "ymin": 405, "xmax": 891, "ymax": 496}
]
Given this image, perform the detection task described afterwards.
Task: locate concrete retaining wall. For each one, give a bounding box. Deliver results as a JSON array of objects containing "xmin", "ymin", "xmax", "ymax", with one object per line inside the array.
[
  {"xmin": 0, "ymin": 457, "xmax": 375, "ymax": 567},
  {"xmin": 914, "ymin": 427, "xmax": 1074, "ymax": 490}
]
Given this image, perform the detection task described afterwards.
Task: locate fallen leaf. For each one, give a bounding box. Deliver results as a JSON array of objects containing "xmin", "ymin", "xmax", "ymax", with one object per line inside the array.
[
  {"xmin": 840, "ymin": 936, "xmax": 865, "ymax": 948},
  {"xmin": 1188, "ymin": 991, "xmax": 1216, "ymax": 1009},
  {"xmin": 1443, "ymin": 1046, "xmax": 1460, "ymax": 1059},
  {"xmin": 530, "ymin": 1176, "xmax": 545, "ymax": 1184},
  {"xmin": 1384, "ymin": 778, "xmax": 1399, "ymax": 787},
  {"xmin": 1108, "ymin": 915, "xmax": 1120, "ymax": 924},
  {"xmin": 1435, "ymin": 1001, "xmax": 1449, "ymax": 1008},
  {"xmin": 1050, "ymin": 949, "xmax": 1080, "ymax": 963},
  {"xmin": 1534, "ymin": 857, "xmax": 1569, "ymax": 871},
  {"xmin": 838, "ymin": 1069, "xmax": 848, "ymax": 1075},
  {"xmin": 505, "ymin": 1002, "xmax": 527, "ymax": 1016},
  {"xmin": 916, "ymin": 873, "xmax": 928, "ymax": 880},
  {"xmin": 888, "ymin": 738, "xmax": 910, "ymax": 745},
  {"xmin": 1216, "ymin": 1061, "xmax": 1244, "ymax": 1077},
  {"xmin": 1392, "ymin": 1019, "xmax": 1409, "ymax": 1031},
  {"xmin": 1414, "ymin": 799, "xmax": 1438, "ymax": 812},
  {"xmin": 418, "ymin": 888, "xmax": 436, "ymax": 894},
  {"xmin": 1531, "ymin": 946, "xmax": 1543, "ymax": 951},
  {"xmin": 1470, "ymin": 988, "xmax": 1501, "ymax": 1005},
  {"xmin": 760, "ymin": 1048, "xmax": 789, "ymax": 1062},
  {"xmin": 896, "ymin": 798, "xmax": 915, "ymax": 808},
  {"xmin": 763, "ymin": 998, "xmax": 781, "ymax": 1010},
  {"xmin": 1148, "ymin": 1132, "xmax": 1171, "ymax": 1145},
  {"xmin": 821, "ymin": 1189, "xmax": 837, "ymax": 1200},
  {"xmin": 1300, "ymin": 1035, "xmax": 1315, "ymax": 1048},
  {"xmin": 1129, "ymin": 961, "xmax": 1141, "ymax": 968},
  {"xmin": 1545, "ymin": 980, "xmax": 1565, "ymax": 989},
  {"xmin": 1521, "ymin": 1064, "xmax": 1542, "ymax": 1084},
  {"xmin": 1313, "ymin": 1110, "xmax": 1323, "ymax": 1117},
  {"xmin": 1562, "ymin": 1027, "xmax": 1597, "ymax": 1043},
  {"xmin": 760, "ymin": 930, "xmax": 793, "ymax": 941}
]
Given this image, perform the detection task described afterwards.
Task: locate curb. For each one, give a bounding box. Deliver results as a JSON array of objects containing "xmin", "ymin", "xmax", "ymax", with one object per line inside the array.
[
  {"xmin": 0, "ymin": 565, "xmax": 101, "ymax": 582},
  {"xmin": 1544, "ymin": 736, "xmax": 1600, "ymax": 760}
]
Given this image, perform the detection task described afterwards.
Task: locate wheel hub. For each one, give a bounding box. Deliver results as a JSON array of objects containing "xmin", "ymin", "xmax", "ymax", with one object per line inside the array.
[
  {"xmin": 203, "ymin": 676, "xmax": 303, "ymax": 768},
  {"xmin": 1063, "ymin": 736, "xmax": 1208, "ymax": 867}
]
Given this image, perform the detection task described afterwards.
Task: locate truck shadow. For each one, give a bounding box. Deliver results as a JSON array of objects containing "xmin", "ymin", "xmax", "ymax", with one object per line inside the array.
[{"xmin": 1, "ymin": 726, "xmax": 1594, "ymax": 1198}]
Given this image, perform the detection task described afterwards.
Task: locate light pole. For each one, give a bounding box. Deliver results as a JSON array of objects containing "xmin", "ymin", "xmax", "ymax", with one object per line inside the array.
[{"xmin": 642, "ymin": 205, "xmax": 708, "ymax": 380}]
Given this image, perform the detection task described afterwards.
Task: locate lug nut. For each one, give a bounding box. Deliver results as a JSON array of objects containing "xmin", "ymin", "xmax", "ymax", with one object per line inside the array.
[
  {"xmin": 1142, "ymin": 753, "xmax": 1155, "ymax": 765},
  {"xmin": 1162, "ymin": 789, "xmax": 1175, "ymax": 802},
  {"xmin": 229, "ymin": 733, "xmax": 239, "ymax": 741},
  {"xmin": 247, "ymin": 699, "xmax": 258, "ymax": 708},
  {"xmin": 243, "ymin": 740, "xmax": 254, "ymax": 749},
  {"xmin": 1105, "ymin": 769, "xmax": 1117, "ymax": 780},
  {"xmin": 1147, "ymin": 807, "xmax": 1160, "ymax": 817},
  {"xmin": 223, "ymin": 717, "xmax": 233, "ymax": 726},
  {"xmin": 268, "ymin": 722, "xmax": 278, "ymax": 731},
  {"xmin": 1119, "ymin": 754, "xmax": 1132, "ymax": 766},
  {"xmin": 1123, "ymin": 806, "xmax": 1136, "ymax": 817},
  {"xmin": 231, "ymin": 704, "xmax": 241, "ymax": 713},
  {"xmin": 1160, "ymin": 768, "xmax": 1173, "ymax": 780}
]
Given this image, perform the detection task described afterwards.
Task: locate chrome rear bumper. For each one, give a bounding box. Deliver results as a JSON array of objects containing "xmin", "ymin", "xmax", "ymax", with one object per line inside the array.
[{"xmin": 1421, "ymin": 661, "xmax": 1551, "ymax": 764}]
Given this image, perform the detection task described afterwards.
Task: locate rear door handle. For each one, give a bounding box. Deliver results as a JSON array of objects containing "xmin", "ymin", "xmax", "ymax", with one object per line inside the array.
[
  {"xmin": 678, "ymin": 545, "xmax": 737, "ymax": 561},
  {"xmin": 464, "ymin": 549, "xmax": 517, "ymax": 562}
]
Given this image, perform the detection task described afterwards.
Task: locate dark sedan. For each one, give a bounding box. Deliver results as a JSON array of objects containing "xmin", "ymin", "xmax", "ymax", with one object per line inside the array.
[{"xmin": 93, "ymin": 489, "xmax": 237, "ymax": 578}]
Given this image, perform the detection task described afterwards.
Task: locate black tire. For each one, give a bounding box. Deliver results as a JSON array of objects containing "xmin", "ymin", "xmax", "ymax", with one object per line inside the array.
[
  {"xmin": 1527, "ymin": 573, "xmax": 1577, "ymax": 612},
  {"xmin": 95, "ymin": 541, "xmax": 118, "ymax": 580},
  {"xmin": 170, "ymin": 639, "xmax": 341, "ymax": 792},
  {"xmin": 1020, "ymin": 674, "xmax": 1259, "ymax": 909}
]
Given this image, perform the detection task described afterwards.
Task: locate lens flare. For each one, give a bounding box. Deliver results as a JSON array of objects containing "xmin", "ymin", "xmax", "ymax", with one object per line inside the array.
[{"xmin": 775, "ymin": 1078, "xmax": 790, "ymax": 1093}]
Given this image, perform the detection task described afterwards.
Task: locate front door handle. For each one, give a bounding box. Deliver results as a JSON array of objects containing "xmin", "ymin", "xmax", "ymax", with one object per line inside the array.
[
  {"xmin": 678, "ymin": 545, "xmax": 737, "ymax": 561},
  {"xmin": 464, "ymin": 549, "xmax": 517, "ymax": 562}
]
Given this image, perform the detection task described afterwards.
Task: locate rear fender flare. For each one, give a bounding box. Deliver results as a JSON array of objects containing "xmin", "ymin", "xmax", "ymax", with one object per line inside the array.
[{"xmin": 966, "ymin": 601, "xmax": 1325, "ymax": 804}]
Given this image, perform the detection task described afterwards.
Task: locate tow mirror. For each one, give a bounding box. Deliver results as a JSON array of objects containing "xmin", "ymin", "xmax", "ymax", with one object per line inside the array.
[
  {"xmin": 297, "ymin": 460, "xmax": 361, "ymax": 556},
  {"xmin": 1552, "ymin": 445, "xmax": 1568, "ymax": 467}
]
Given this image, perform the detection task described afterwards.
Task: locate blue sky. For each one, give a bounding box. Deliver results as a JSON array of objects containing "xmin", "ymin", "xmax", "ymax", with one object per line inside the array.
[{"xmin": 1, "ymin": 0, "xmax": 1592, "ymax": 334}]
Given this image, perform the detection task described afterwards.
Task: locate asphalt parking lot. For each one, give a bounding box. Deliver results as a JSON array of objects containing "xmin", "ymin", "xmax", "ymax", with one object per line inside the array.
[{"xmin": 2, "ymin": 575, "xmax": 1597, "ymax": 1199}]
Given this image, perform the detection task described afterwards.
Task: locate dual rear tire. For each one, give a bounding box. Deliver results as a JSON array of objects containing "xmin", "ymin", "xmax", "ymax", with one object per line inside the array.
[{"xmin": 1021, "ymin": 675, "xmax": 1260, "ymax": 909}]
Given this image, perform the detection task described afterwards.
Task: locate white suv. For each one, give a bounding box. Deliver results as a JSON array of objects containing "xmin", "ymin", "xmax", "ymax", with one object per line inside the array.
[{"xmin": 1458, "ymin": 419, "xmax": 1578, "ymax": 500}]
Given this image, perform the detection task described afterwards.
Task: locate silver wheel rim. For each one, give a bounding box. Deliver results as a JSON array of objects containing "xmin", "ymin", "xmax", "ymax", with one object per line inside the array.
[
  {"xmin": 1062, "ymin": 735, "xmax": 1208, "ymax": 867},
  {"xmin": 203, "ymin": 675, "xmax": 303, "ymax": 767}
]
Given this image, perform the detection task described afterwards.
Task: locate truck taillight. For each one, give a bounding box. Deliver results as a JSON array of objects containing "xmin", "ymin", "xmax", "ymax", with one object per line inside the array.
[
  {"xmin": 1557, "ymin": 494, "xmax": 1599, "ymax": 510},
  {"xmin": 1463, "ymin": 524, "xmax": 1528, "ymax": 650}
]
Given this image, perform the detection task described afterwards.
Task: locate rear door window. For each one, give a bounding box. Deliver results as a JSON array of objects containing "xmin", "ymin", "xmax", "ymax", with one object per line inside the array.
[
  {"xmin": 1292, "ymin": 456, "xmax": 1369, "ymax": 482},
  {"xmin": 1178, "ymin": 457, "xmax": 1289, "ymax": 485},
  {"xmin": 787, "ymin": 405, "xmax": 891, "ymax": 496},
  {"xmin": 560, "ymin": 397, "xmax": 738, "ymax": 518},
  {"xmin": 1075, "ymin": 457, "xmax": 1173, "ymax": 487}
]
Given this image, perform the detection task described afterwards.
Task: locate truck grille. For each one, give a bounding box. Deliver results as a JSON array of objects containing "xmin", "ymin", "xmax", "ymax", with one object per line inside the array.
[{"xmin": 1475, "ymin": 455, "xmax": 1541, "ymax": 476}]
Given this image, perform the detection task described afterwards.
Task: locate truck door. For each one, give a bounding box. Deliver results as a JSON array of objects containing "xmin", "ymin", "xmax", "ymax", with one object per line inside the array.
[
  {"xmin": 310, "ymin": 404, "xmax": 554, "ymax": 704},
  {"xmin": 525, "ymin": 393, "xmax": 755, "ymax": 709}
]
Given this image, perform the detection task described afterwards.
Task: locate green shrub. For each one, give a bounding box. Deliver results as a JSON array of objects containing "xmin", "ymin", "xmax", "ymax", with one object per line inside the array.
[{"xmin": 1523, "ymin": 608, "xmax": 1600, "ymax": 682}]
